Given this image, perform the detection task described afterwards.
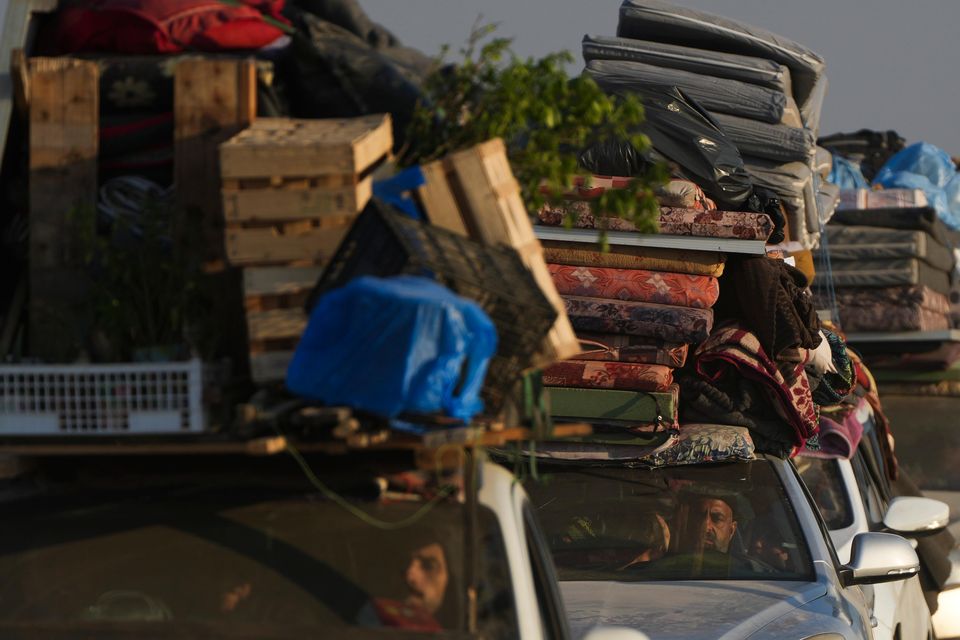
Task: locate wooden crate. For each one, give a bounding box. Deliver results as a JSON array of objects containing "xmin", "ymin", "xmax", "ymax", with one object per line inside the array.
[
  {"xmin": 243, "ymin": 266, "xmax": 322, "ymax": 383},
  {"xmin": 225, "ymin": 217, "xmax": 353, "ymax": 266},
  {"xmin": 222, "ymin": 174, "xmax": 373, "ymax": 223},
  {"xmin": 219, "ymin": 114, "xmax": 392, "ymax": 179},
  {"xmin": 419, "ymin": 138, "xmax": 580, "ymax": 367}
]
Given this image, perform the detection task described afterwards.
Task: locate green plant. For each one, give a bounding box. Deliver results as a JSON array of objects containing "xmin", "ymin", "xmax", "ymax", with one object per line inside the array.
[
  {"xmin": 400, "ymin": 21, "xmax": 667, "ymax": 235},
  {"xmin": 72, "ymin": 199, "xmax": 216, "ymax": 362}
]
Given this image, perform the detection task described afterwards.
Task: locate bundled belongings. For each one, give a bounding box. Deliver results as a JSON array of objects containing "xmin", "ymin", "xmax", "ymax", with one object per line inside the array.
[
  {"xmin": 582, "ymin": 35, "xmax": 792, "ymax": 94},
  {"xmin": 819, "ymin": 129, "xmax": 907, "ymax": 182},
  {"xmin": 615, "ymin": 0, "xmax": 825, "ymax": 110},
  {"xmin": 578, "ymin": 84, "xmax": 752, "ymax": 208},
  {"xmin": 306, "ymin": 200, "xmax": 559, "ymax": 410},
  {"xmin": 872, "ymin": 142, "xmax": 960, "ymax": 231},
  {"xmin": 814, "ymin": 209, "xmax": 958, "ymax": 333},
  {"xmin": 677, "ymin": 321, "xmax": 818, "ymax": 458},
  {"xmin": 287, "ymin": 275, "xmax": 497, "ymax": 422},
  {"xmin": 583, "ymin": 0, "xmax": 829, "ymax": 250},
  {"xmin": 584, "ymin": 59, "xmax": 788, "ymax": 125}
]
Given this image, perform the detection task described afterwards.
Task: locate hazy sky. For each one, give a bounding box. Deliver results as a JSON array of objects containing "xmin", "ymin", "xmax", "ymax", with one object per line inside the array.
[{"xmin": 362, "ymin": 0, "xmax": 960, "ymax": 155}]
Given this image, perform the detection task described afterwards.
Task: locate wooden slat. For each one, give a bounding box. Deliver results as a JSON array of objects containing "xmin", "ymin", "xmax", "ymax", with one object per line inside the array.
[
  {"xmin": 417, "ymin": 160, "xmax": 468, "ymax": 235},
  {"xmin": 226, "ymin": 220, "xmax": 351, "ymax": 266},
  {"xmin": 28, "ymin": 58, "xmax": 98, "ymax": 361},
  {"xmin": 245, "ymin": 308, "xmax": 306, "ymax": 342},
  {"xmin": 243, "ymin": 266, "xmax": 323, "ymax": 298},
  {"xmin": 219, "ymin": 114, "xmax": 393, "ymax": 179},
  {"xmin": 443, "ymin": 139, "xmax": 580, "ymax": 365},
  {"xmin": 174, "ymin": 58, "xmax": 257, "ymax": 262},
  {"xmin": 222, "ymin": 175, "xmax": 372, "ymax": 222}
]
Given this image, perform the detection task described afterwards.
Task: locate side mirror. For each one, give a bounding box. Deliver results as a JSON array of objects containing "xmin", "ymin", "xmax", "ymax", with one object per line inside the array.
[
  {"xmin": 840, "ymin": 532, "xmax": 919, "ymax": 586},
  {"xmin": 883, "ymin": 496, "xmax": 949, "ymax": 536},
  {"xmin": 583, "ymin": 627, "xmax": 652, "ymax": 640}
]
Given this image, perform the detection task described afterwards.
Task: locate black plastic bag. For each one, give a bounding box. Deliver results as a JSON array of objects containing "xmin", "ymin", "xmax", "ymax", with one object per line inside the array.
[
  {"xmin": 580, "ymin": 81, "xmax": 752, "ymax": 208},
  {"xmin": 741, "ymin": 186, "xmax": 786, "ymax": 245}
]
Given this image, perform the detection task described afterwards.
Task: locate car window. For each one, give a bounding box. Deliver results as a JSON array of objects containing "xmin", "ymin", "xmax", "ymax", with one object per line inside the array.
[
  {"xmin": 794, "ymin": 457, "xmax": 855, "ymax": 530},
  {"xmin": 524, "ymin": 460, "xmax": 813, "ymax": 582},
  {"xmin": 850, "ymin": 451, "xmax": 888, "ymax": 528},
  {"xmin": 522, "ymin": 501, "xmax": 568, "ymax": 640},
  {"xmin": 0, "ymin": 464, "xmax": 514, "ymax": 639},
  {"xmin": 788, "ymin": 459, "xmax": 846, "ymax": 572}
]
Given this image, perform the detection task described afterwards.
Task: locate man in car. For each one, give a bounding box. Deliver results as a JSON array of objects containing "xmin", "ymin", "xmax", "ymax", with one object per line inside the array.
[
  {"xmin": 674, "ymin": 492, "xmax": 739, "ymax": 555},
  {"xmin": 694, "ymin": 496, "xmax": 738, "ymax": 553},
  {"xmin": 358, "ymin": 538, "xmax": 451, "ymax": 632}
]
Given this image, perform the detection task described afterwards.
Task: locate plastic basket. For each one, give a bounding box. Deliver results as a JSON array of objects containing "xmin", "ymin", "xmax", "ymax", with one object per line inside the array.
[
  {"xmin": 306, "ymin": 201, "xmax": 558, "ymax": 409},
  {"xmin": 0, "ymin": 360, "xmax": 204, "ymax": 435}
]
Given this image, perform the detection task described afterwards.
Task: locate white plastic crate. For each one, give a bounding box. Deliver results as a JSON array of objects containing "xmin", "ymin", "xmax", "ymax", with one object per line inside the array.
[{"xmin": 0, "ymin": 360, "xmax": 204, "ymax": 435}]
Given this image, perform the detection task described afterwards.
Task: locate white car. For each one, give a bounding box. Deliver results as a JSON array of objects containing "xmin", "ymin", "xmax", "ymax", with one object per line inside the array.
[
  {"xmin": 521, "ymin": 448, "xmax": 921, "ymax": 640},
  {"xmin": 797, "ymin": 447, "xmax": 949, "ymax": 640}
]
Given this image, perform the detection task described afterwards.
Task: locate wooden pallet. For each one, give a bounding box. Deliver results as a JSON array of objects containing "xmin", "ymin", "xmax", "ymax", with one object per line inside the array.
[
  {"xmin": 418, "ymin": 138, "xmax": 580, "ymax": 367},
  {"xmin": 242, "ymin": 266, "xmax": 322, "ymax": 384}
]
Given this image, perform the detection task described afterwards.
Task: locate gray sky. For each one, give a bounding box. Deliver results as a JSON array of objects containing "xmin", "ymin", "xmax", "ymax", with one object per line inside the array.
[{"xmin": 362, "ymin": 0, "xmax": 960, "ymax": 155}]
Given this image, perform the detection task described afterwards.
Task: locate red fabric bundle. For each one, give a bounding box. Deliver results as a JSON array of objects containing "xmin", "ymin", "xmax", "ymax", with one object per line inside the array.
[{"xmin": 54, "ymin": 0, "xmax": 288, "ymax": 54}]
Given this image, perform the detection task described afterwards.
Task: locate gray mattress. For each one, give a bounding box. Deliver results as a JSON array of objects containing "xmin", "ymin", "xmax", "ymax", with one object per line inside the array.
[
  {"xmin": 712, "ymin": 112, "xmax": 815, "ymax": 162},
  {"xmin": 585, "ymin": 59, "xmax": 787, "ymax": 124},
  {"xmin": 582, "ymin": 34, "xmax": 791, "ymax": 93},
  {"xmin": 827, "ymin": 258, "xmax": 952, "ymax": 296},
  {"xmin": 820, "ymin": 226, "xmax": 955, "ymax": 272},
  {"xmin": 616, "ymin": 0, "xmax": 825, "ymax": 107}
]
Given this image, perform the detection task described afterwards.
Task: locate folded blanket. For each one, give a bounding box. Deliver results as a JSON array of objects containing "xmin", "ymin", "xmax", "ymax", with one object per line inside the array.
[
  {"xmin": 543, "ymin": 360, "xmax": 673, "ymax": 392},
  {"xmin": 713, "ymin": 256, "xmax": 822, "ymax": 360},
  {"xmin": 800, "ymin": 410, "xmax": 864, "ymax": 460},
  {"xmin": 542, "ymin": 241, "xmax": 726, "ymax": 277},
  {"xmin": 549, "ymin": 264, "xmax": 720, "ymax": 309},
  {"xmin": 564, "ymin": 295, "xmax": 714, "ymax": 344},
  {"xmin": 538, "ymin": 203, "xmax": 774, "ymax": 241},
  {"xmin": 681, "ymin": 322, "xmax": 818, "ymax": 455},
  {"xmin": 575, "ymin": 333, "xmax": 689, "ymax": 367}
]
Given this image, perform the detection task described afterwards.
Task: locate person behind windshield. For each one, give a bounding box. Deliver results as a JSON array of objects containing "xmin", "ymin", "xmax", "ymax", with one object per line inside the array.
[{"xmin": 357, "ymin": 538, "xmax": 452, "ymax": 632}]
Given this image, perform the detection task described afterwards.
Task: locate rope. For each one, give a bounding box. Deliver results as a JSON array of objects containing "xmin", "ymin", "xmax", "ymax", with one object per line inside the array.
[{"xmin": 278, "ymin": 425, "xmax": 465, "ymax": 531}]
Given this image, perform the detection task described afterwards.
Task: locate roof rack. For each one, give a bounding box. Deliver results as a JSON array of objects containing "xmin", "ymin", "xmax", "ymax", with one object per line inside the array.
[{"xmin": 533, "ymin": 227, "xmax": 769, "ymax": 255}]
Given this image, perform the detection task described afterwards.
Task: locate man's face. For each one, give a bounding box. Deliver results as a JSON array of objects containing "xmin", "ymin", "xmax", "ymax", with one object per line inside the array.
[
  {"xmin": 404, "ymin": 543, "xmax": 448, "ymax": 614},
  {"xmin": 697, "ymin": 498, "xmax": 737, "ymax": 553}
]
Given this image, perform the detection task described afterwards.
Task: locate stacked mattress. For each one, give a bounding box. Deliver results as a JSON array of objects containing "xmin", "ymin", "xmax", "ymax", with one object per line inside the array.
[
  {"xmin": 816, "ymin": 194, "xmax": 959, "ymax": 334},
  {"xmin": 540, "ymin": 239, "xmax": 727, "ymax": 431},
  {"xmin": 537, "ymin": 176, "xmax": 777, "ymax": 433},
  {"xmin": 582, "ymin": 0, "xmax": 831, "ymax": 249}
]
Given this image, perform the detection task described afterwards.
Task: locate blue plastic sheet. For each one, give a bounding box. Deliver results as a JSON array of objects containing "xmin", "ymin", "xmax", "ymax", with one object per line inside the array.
[
  {"xmin": 874, "ymin": 142, "xmax": 960, "ymax": 230},
  {"xmin": 286, "ymin": 275, "xmax": 497, "ymax": 422},
  {"xmin": 827, "ymin": 155, "xmax": 869, "ymax": 190}
]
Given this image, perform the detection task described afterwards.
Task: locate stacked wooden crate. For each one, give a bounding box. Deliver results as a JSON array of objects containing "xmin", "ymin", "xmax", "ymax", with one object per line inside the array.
[
  {"xmin": 218, "ymin": 113, "xmax": 393, "ymax": 383},
  {"xmin": 416, "ymin": 138, "xmax": 581, "ymax": 367}
]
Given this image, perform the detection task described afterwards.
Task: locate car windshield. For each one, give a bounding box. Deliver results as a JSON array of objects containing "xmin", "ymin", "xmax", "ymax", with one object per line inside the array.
[
  {"xmin": 524, "ymin": 459, "xmax": 813, "ymax": 582},
  {"xmin": 0, "ymin": 456, "xmax": 515, "ymax": 639},
  {"xmin": 794, "ymin": 456, "xmax": 855, "ymax": 530}
]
